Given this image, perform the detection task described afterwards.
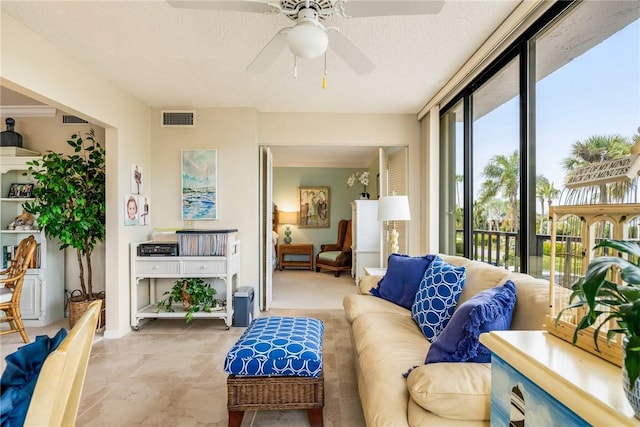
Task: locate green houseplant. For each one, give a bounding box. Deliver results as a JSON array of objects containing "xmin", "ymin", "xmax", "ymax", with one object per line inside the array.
[
  {"xmin": 156, "ymin": 278, "xmax": 220, "ymax": 323},
  {"xmin": 558, "ymin": 239, "xmax": 640, "ymax": 396},
  {"xmin": 24, "ymin": 129, "xmax": 106, "ymax": 327}
]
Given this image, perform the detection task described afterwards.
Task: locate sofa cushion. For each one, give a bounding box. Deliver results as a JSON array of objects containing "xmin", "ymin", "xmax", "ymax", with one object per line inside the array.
[
  {"xmin": 371, "ymin": 254, "xmax": 436, "ymax": 309},
  {"xmin": 408, "ymin": 398, "xmax": 487, "ymax": 427},
  {"xmin": 351, "ymin": 311, "xmax": 426, "ymax": 356},
  {"xmin": 406, "ymin": 362, "xmax": 491, "ymax": 421},
  {"xmin": 352, "ymin": 312, "xmax": 429, "ymax": 427},
  {"xmin": 343, "ymin": 293, "xmax": 411, "ymax": 325},
  {"xmin": 426, "ymin": 280, "xmax": 516, "ymax": 363},
  {"xmin": 505, "ymin": 272, "xmax": 550, "ymax": 330},
  {"xmin": 440, "ymin": 255, "xmax": 511, "ymax": 307},
  {"xmin": 411, "ymin": 257, "xmax": 466, "ymax": 341},
  {"xmin": 358, "ymin": 274, "xmax": 381, "ymax": 295}
]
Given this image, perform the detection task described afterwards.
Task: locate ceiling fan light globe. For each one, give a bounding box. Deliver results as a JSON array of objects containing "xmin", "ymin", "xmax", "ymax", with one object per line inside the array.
[{"xmin": 287, "ymin": 23, "xmax": 328, "ymax": 59}]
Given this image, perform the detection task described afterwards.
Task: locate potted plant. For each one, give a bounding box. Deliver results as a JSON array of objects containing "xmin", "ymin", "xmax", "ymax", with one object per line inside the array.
[
  {"xmin": 156, "ymin": 278, "xmax": 221, "ymax": 323},
  {"xmin": 24, "ymin": 129, "xmax": 106, "ymax": 328},
  {"xmin": 558, "ymin": 239, "xmax": 640, "ymax": 415}
]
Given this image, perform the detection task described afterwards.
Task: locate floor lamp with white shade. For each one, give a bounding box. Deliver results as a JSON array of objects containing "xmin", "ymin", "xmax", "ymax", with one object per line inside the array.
[{"xmin": 378, "ymin": 195, "xmax": 411, "ymax": 262}]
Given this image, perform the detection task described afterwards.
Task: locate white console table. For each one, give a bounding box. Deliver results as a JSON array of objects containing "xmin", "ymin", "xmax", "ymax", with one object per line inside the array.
[{"xmin": 130, "ymin": 235, "xmax": 240, "ymax": 330}]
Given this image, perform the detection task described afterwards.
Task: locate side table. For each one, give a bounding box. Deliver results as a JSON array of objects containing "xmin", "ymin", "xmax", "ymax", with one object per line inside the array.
[{"xmin": 279, "ymin": 243, "xmax": 314, "ymax": 271}]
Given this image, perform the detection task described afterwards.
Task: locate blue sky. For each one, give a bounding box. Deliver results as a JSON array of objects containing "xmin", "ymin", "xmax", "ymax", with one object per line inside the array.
[{"xmin": 459, "ymin": 18, "xmax": 639, "ymax": 205}]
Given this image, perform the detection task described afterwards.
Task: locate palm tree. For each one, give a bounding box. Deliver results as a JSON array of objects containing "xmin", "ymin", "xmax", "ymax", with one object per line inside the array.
[
  {"xmin": 479, "ymin": 150, "xmax": 519, "ymax": 232},
  {"xmin": 536, "ymin": 175, "xmax": 560, "ymax": 234},
  {"xmin": 562, "ymin": 134, "xmax": 633, "ymax": 203}
]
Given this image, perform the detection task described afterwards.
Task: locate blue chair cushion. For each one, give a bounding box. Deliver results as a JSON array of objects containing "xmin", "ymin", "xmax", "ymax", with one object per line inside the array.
[
  {"xmin": 426, "ymin": 280, "xmax": 517, "ymax": 363},
  {"xmin": 371, "ymin": 253, "xmax": 437, "ymax": 309},
  {"xmin": 0, "ymin": 328, "xmax": 68, "ymax": 427},
  {"xmin": 224, "ymin": 316, "xmax": 324, "ymax": 377},
  {"xmin": 411, "ymin": 257, "xmax": 466, "ymax": 342}
]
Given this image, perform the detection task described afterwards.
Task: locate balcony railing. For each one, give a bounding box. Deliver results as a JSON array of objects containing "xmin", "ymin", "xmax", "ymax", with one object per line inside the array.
[{"xmin": 456, "ymin": 229, "xmax": 584, "ymax": 287}]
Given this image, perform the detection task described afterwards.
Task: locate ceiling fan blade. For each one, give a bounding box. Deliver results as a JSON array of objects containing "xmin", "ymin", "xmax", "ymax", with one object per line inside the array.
[
  {"xmin": 247, "ymin": 29, "xmax": 290, "ymax": 73},
  {"xmin": 335, "ymin": 1, "xmax": 444, "ymax": 18},
  {"xmin": 328, "ymin": 30, "xmax": 375, "ymax": 75},
  {"xmin": 167, "ymin": 0, "xmax": 279, "ymax": 13}
]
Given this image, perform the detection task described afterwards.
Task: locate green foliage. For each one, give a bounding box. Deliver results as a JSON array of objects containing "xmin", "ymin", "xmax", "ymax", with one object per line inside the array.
[
  {"xmin": 557, "ymin": 239, "xmax": 640, "ymax": 389},
  {"xmin": 156, "ymin": 278, "xmax": 219, "ymax": 323},
  {"xmin": 24, "ymin": 129, "xmax": 105, "ymax": 300}
]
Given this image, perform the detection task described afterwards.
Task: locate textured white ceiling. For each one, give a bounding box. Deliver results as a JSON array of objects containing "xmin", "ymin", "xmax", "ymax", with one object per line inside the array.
[
  {"xmin": 0, "ymin": 0, "xmax": 522, "ymax": 167},
  {"xmin": 1, "ymin": 0, "xmax": 520, "ymax": 114}
]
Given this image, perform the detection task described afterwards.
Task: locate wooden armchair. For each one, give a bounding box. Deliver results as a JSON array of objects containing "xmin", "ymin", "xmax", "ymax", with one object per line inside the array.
[
  {"xmin": 0, "ymin": 235, "xmax": 37, "ymax": 343},
  {"xmin": 315, "ymin": 219, "xmax": 352, "ymax": 277},
  {"xmin": 24, "ymin": 299, "xmax": 102, "ymax": 427}
]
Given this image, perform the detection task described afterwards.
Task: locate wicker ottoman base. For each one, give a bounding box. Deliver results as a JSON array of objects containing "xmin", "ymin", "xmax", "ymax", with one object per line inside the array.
[{"xmin": 227, "ymin": 373, "xmax": 324, "ymax": 427}]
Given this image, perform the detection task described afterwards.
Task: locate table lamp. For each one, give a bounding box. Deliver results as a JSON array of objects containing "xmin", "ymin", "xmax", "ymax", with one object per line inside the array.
[
  {"xmin": 378, "ymin": 195, "xmax": 411, "ymax": 255},
  {"xmin": 279, "ymin": 211, "xmax": 298, "ymax": 244}
]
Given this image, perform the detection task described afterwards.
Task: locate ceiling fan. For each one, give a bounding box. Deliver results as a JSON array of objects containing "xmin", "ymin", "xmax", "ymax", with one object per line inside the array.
[{"xmin": 168, "ymin": 1, "xmax": 444, "ymax": 76}]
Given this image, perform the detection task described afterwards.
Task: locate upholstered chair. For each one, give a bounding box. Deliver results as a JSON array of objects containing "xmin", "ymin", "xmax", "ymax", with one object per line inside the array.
[{"xmin": 315, "ymin": 219, "xmax": 352, "ymax": 277}]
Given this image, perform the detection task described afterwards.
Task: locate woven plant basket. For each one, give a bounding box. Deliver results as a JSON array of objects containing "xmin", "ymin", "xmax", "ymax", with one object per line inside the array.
[{"xmin": 69, "ymin": 293, "xmax": 105, "ymax": 329}]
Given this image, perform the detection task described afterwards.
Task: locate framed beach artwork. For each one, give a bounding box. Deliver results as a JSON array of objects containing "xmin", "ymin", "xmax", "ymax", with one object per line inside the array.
[
  {"xmin": 297, "ymin": 186, "xmax": 330, "ymax": 228},
  {"xmin": 181, "ymin": 149, "xmax": 217, "ymax": 220}
]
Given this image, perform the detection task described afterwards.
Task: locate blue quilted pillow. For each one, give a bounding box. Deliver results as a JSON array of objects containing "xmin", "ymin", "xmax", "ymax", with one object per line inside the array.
[
  {"xmin": 411, "ymin": 257, "xmax": 466, "ymax": 342},
  {"xmin": 0, "ymin": 328, "xmax": 68, "ymax": 427},
  {"xmin": 371, "ymin": 254, "xmax": 437, "ymax": 309},
  {"xmin": 426, "ymin": 280, "xmax": 517, "ymax": 363},
  {"xmin": 223, "ymin": 316, "xmax": 324, "ymax": 377}
]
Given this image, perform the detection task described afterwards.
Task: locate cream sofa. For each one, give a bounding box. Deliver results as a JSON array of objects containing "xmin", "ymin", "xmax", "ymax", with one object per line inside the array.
[{"xmin": 343, "ymin": 255, "xmax": 550, "ymax": 426}]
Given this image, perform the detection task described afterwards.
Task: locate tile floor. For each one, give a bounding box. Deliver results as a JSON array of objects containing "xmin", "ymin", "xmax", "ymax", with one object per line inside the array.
[{"xmin": 1, "ymin": 269, "xmax": 365, "ymax": 426}]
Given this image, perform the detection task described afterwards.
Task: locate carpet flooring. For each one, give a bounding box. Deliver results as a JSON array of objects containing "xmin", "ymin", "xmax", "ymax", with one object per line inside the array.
[{"xmin": 1, "ymin": 269, "xmax": 365, "ymax": 426}]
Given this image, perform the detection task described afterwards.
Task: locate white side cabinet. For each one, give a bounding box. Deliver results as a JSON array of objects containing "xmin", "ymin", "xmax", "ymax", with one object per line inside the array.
[
  {"xmin": 0, "ymin": 152, "xmax": 65, "ymax": 326},
  {"xmin": 130, "ymin": 233, "xmax": 241, "ymax": 330},
  {"xmin": 351, "ymin": 200, "xmax": 380, "ymax": 284}
]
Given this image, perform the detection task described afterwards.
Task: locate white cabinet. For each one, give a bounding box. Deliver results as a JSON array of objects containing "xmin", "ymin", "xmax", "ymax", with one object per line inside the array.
[
  {"xmin": 130, "ymin": 233, "xmax": 240, "ymax": 330},
  {"xmin": 0, "ymin": 153, "xmax": 65, "ymax": 326},
  {"xmin": 351, "ymin": 200, "xmax": 380, "ymax": 284}
]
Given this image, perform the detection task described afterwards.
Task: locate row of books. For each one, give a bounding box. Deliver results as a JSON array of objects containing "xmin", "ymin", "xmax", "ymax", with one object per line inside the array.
[{"xmin": 2, "ymin": 243, "xmax": 41, "ymax": 269}]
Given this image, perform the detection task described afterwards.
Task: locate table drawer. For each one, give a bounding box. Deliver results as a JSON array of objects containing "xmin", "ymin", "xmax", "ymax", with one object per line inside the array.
[
  {"xmin": 182, "ymin": 259, "xmax": 226, "ymax": 275},
  {"xmin": 135, "ymin": 259, "xmax": 180, "ymax": 275}
]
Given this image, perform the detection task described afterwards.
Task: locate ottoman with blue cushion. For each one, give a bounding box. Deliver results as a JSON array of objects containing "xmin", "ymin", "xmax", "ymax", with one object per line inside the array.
[{"xmin": 224, "ymin": 316, "xmax": 324, "ymax": 427}]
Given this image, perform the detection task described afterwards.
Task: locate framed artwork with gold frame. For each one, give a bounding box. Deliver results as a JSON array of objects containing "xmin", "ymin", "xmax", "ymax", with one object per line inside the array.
[{"xmin": 297, "ymin": 186, "xmax": 329, "ymax": 228}]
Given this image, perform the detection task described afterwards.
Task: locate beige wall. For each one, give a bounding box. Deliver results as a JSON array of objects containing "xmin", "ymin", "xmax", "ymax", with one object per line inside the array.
[
  {"xmin": 2, "ymin": 11, "xmax": 151, "ymax": 338},
  {"xmin": 150, "ymin": 108, "xmax": 260, "ymax": 284},
  {"xmin": 2, "ymin": 12, "xmax": 424, "ymax": 339}
]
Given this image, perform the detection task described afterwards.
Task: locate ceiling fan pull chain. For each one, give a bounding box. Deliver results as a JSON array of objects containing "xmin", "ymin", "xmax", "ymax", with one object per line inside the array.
[
  {"xmin": 322, "ymin": 51, "xmax": 328, "ymax": 90},
  {"xmin": 293, "ymin": 55, "xmax": 298, "ymax": 78}
]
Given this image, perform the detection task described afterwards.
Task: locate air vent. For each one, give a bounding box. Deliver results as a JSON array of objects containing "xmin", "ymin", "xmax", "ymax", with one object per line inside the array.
[
  {"xmin": 161, "ymin": 111, "xmax": 195, "ymax": 127},
  {"xmin": 62, "ymin": 114, "xmax": 88, "ymax": 124}
]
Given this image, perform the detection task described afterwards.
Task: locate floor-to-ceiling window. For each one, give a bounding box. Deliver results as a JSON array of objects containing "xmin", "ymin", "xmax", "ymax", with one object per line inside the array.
[
  {"xmin": 472, "ymin": 57, "xmax": 520, "ymax": 269},
  {"xmin": 440, "ymin": 0, "xmax": 640, "ymax": 278},
  {"xmin": 439, "ymin": 100, "xmax": 463, "ymax": 255}
]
